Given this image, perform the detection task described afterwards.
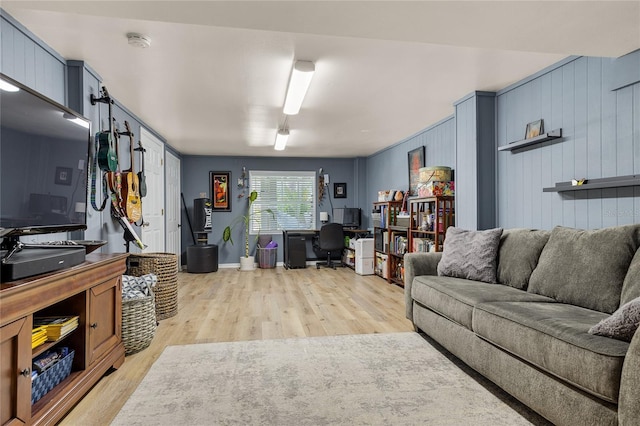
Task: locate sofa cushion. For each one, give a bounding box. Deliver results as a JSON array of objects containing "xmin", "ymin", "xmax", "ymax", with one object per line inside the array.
[
  {"xmin": 496, "ymin": 229, "xmax": 550, "ymax": 290},
  {"xmin": 411, "ymin": 275, "xmax": 555, "ymax": 329},
  {"xmin": 437, "ymin": 227, "xmax": 503, "ymax": 283},
  {"xmin": 473, "ymin": 301, "xmax": 629, "ymax": 403},
  {"xmin": 589, "ymin": 296, "xmax": 640, "ymax": 342},
  {"xmin": 528, "ymin": 225, "xmax": 640, "ymax": 314},
  {"xmin": 621, "ymin": 249, "xmax": 640, "ymax": 305}
]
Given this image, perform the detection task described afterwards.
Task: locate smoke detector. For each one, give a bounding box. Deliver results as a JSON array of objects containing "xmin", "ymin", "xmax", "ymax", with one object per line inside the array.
[{"xmin": 127, "ymin": 33, "xmax": 151, "ymax": 49}]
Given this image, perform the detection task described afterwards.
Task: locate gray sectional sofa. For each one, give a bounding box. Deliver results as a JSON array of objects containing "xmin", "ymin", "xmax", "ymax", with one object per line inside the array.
[{"xmin": 404, "ymin": 225, "xmax": 640, "ymax": 426}]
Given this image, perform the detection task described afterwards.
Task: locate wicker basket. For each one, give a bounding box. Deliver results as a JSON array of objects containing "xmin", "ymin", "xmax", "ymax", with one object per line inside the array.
[
  {"xmin": 122, "ymin": 290, "xmax": 157, "ymax": 355},
  {"xmin": 127, "ymin": 253, "xmax": 179, "ymax": 320}
]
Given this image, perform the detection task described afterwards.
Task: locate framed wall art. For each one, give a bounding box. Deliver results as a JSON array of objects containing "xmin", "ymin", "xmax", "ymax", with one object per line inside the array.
[
  {"xmin": 55, "ymin": 166, "xmax": 73, "ymax": 185},
  {"xmin": 407, "ymin": 146, "xmax": 425, "ymax": 196},
  {"xmin": 210, "ymin": 171, "xmax": 231, "ymax": 211},
  {"xmin": 334, "ymin": 183, "xmax": 347, "ymax": 198},
  {"xmin": 525, "ymin": 119, "xmax": 544, "ymax": 139}
]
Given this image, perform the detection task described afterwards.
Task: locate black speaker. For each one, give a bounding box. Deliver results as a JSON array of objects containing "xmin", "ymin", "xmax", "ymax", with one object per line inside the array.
[{"xmin": 193, "ymin": 198, "xmax": 212, "ymax": 232}]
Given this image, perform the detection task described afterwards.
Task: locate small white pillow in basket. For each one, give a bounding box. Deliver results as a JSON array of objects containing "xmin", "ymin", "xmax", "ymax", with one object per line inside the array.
[{"xmin": 122, "ymin": 274, "xmax": 157, "ymax": 300}]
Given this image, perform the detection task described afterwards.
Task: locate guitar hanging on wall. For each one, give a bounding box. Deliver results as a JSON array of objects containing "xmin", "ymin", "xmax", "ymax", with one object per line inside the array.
[
  {"xmin": 90, "ymin": 86, "xmax": 117, "ymax": 212},
  {"xmin": 91, "ymin": 87, "xmax": 118, "ymax": 172},
  {"xmin": 120, "ymin": 120, "xmax": 142, "ymax": 223},
  {"xmin": 134, "ymin": 140, "xmax": 147, "ymax": 198},
  {"xmin": 105, "ymin": 118, "xmax": 126, "ymax": 219}
]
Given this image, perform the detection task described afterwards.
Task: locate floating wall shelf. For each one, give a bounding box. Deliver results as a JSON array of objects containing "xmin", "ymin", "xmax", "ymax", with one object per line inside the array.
[
  {"xmin": 543, "ymin": 174, "xmax": 640, "ymax": 192},
  {"xmin": 498, "ymin": 128, "xmax": 563, "ymax": 152}
]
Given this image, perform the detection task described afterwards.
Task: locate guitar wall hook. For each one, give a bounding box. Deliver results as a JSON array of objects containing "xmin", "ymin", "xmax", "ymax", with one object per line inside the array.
[{"xmin": 90, "ymin": 86, "xmax": 113, "ymax": 106}]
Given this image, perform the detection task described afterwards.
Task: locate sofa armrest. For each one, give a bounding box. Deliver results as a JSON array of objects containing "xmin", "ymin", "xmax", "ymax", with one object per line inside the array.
[
  {"xmin": 619, "ymin": 328, "xmax": 640, "ymax": 425},
  {"xmin": 403, "ymin": 252, "xmax": 442, "ymax": 321}
]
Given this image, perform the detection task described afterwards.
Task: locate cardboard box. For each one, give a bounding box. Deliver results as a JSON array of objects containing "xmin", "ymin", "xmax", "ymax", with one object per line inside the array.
[{"xmin": 417, "ymin": 181, "xmax": 455, "ymax": 198}]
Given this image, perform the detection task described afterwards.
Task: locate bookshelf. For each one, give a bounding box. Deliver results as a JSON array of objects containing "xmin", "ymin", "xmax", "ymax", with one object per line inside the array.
[
  {"xmin": 408, "ymin": 196, "xmax": 455, "ymax": 255},
  {"xmin": 372, "ymin": 200, "xmax": 408, "ymax": 286}
]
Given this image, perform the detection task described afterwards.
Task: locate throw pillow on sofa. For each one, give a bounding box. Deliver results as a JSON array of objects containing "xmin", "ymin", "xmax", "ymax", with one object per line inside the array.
[
  {"xmin": 620, "ymin": 249, "xmax": 640, "ymax": 306},
  {"xmin": 496, "ymin": 229, "xmax": 550, "ymax": 290},
  {"xmin": 588, "ymin": 296, "xmax": 640, "ymax": 342},
  {"xmin": 528, "ymin": 225, "xmax": 640, "ymax": 314},
  {"xmin": 437, "ymin": 227, "xmax": 503, "ymax": 283}
]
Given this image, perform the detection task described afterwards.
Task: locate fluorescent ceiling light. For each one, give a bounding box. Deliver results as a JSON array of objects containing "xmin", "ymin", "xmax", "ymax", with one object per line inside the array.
[
  {"xmin": 0, "ymin": 79, "xmax": 19, "ymax": 92},
  {"xmin": 274, "ymin": 129, "xmax": 289, "ymax": 151},
  {"xmin": 283, "ymin": 61, "xmax": 315, "ymax": 115}
]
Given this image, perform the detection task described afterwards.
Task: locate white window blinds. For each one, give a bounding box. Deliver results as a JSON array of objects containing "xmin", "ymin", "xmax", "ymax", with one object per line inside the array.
[{"xmin": 249, "ymin": 170, "xmax": 316, "ymax": 233}]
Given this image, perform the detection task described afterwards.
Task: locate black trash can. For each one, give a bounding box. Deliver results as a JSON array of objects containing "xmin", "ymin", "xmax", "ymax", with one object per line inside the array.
[{"xmin": 187, "ymin": 244, "xmax": 218, "ymax": 273}]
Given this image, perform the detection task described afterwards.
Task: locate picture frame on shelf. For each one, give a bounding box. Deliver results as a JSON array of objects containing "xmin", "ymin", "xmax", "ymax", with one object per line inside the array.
[
  {"xmin": 334, "ymin": 182, "xmax": 347, "ymax": 198},
  {"xmin": 210, "ymin": 171, "xmax": 231, "ymax": 211},
  {"xmin": 525, "ymin": 119, "xmax": 544, "ymax": 139},
  {"xmin": 407, "ymin": 146, "xmax": 425, "ymax": 196}
]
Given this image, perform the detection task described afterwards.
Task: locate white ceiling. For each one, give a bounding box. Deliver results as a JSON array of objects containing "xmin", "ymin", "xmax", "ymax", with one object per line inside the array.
[{"xmin": 3, "ymin": 1, "xmax": 639, "ymax": 158}]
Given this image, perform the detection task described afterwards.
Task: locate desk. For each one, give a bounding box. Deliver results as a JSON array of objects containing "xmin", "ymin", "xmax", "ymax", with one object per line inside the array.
[{"xmin": 282, "ymin": 229, "xmax": 369, "ymax": 269}]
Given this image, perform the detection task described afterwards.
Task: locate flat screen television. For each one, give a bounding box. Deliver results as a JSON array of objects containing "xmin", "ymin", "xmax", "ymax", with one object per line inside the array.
[
  {"xmin": 0, "ymin": 73, "xmax": 90, "ymax": 242},
  {"xmin": 332, "ymin": 207, "xmax": 361, "ymax": 229}
]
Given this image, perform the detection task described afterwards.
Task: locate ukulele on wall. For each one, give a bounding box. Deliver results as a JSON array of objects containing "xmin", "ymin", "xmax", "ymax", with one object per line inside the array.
[{"xmin": 120, "ymin": 120, "xmax": 142, "ymax": 223}]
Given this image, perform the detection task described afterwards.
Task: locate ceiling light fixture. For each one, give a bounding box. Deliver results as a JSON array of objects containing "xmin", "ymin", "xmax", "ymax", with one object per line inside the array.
[
  {"xmin": 274, "ymin": 129, "xmax": 289, "ymax": 151},
  {"xmin": 283, "ymin": 60, "xmax": 315, "ymax": 115},
  {"xmin": 127, "ymin": 33, "xmax": 151, "ymax": 48}
]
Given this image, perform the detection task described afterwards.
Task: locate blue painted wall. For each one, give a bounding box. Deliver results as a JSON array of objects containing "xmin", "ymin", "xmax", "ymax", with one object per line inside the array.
[
  {"xmin": 497, "ymin": 54, "xmax": 640, "ymax": 230},
  {"xmin": 181, "ymin": 156, "xmax": 362, "ymax": 264},
  {"xmin": 365, "ymin": 116, "xmax": 456, "ymax": 226}
]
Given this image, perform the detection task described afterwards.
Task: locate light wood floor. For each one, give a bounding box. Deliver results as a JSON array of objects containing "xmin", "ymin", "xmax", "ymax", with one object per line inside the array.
[{"xmin": 60, "ymin": 266, "xmax": 413, "ymax": 425}]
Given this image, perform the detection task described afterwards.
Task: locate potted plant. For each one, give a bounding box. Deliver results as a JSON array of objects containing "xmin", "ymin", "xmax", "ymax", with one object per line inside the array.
[{"xmin": 222, "ymin": 190, "xmax": 273, "ymax": 271}]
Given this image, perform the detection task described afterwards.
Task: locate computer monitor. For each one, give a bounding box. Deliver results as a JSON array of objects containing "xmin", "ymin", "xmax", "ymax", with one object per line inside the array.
[{"xmin": 332, "ymin": 208, "xmax": 361, "ymax": 228}]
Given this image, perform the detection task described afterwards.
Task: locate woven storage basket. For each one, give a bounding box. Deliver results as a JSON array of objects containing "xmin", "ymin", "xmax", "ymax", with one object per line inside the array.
[
  {"xmin": 122, "ymin": 290, "xmax": 156, "ymax": 355},
  {"xmin": 127, "ymin": 253, "xmax": 179, "ymax": 320}
]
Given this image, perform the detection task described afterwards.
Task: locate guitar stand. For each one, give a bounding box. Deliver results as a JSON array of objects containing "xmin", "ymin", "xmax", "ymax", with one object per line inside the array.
[{"xmin": 123, "ymin": 230, "xmax": 135, "ymax": 253}]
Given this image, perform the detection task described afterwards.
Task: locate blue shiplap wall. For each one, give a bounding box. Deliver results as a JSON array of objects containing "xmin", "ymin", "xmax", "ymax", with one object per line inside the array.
[
  {"xmin": 365, "ymin": 116, "xmax": 456, "ymax": 226},
  {"xmin": 455, "ymin": 92, "xmax": 498, "ymax": 230},
  {"xmin": 1, "ymin": 12, "xmax": 65, "ymax": 104},
  {"xmin": 497, "ymin": 55, "xmax": 640, "ymax": 230}
]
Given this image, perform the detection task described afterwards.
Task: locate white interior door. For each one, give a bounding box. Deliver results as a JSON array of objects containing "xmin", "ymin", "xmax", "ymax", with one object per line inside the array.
[
  {"xmin": 165, "ymin": 150, "xmax": 181, "ymax": 267},
  {"xmin": 140, "ymin": 128, "xmax": 165, "ymax": 253}
]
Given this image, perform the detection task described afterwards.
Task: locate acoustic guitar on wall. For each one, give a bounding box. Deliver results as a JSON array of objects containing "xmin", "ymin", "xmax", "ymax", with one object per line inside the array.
[
  {"xmin": 121, "ymin": 120, "xmax": 142, "ymax": 223},
  {"xmin": 94, "ymin": 87, "xmax": 118, "ymax": 172}
]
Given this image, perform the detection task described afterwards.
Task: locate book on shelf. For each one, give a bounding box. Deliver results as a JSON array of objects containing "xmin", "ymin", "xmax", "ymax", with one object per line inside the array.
[
  {"xmin": 390, "ymin": 233, "xmax": 408, "ymax": 255},
  {"xmin": 412, "ymin": 237, "xmax": 433, "ymax": 253},
  {"xmin": 32, "ymin": 326, "xmax": 48, "ymax": 349},
  {"xmin": 34, "ymin": 316, "xmax": 79, "ymax": 341}
]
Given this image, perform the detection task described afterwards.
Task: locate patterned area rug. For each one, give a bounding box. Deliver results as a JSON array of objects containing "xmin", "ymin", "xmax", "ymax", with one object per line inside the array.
[{"xmin": 112, "ymin": 332, "xmax": 538, "ymax": 425}]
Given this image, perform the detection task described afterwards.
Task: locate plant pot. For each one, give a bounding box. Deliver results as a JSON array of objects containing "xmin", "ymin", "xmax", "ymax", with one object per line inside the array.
[{"xmin": 239, "ymin": 256, "xmax": 255, "ymax": 271}]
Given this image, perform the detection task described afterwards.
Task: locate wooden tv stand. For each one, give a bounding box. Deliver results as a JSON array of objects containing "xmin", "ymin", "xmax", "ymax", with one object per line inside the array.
[{"xmin": 1, "ymin": 253, "xmax": 127, "ymax": 426}]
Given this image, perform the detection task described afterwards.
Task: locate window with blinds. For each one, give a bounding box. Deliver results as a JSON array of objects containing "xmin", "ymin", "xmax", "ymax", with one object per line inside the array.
[{"xmin": 249, "ymin": 170, "xmax": 316, "ymax": 233}]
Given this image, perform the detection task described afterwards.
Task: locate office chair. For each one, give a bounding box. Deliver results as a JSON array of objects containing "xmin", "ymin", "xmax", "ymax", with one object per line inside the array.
[{"xmin": 315, "ymin": 222, "xmax": 345, "ymax": 269}]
